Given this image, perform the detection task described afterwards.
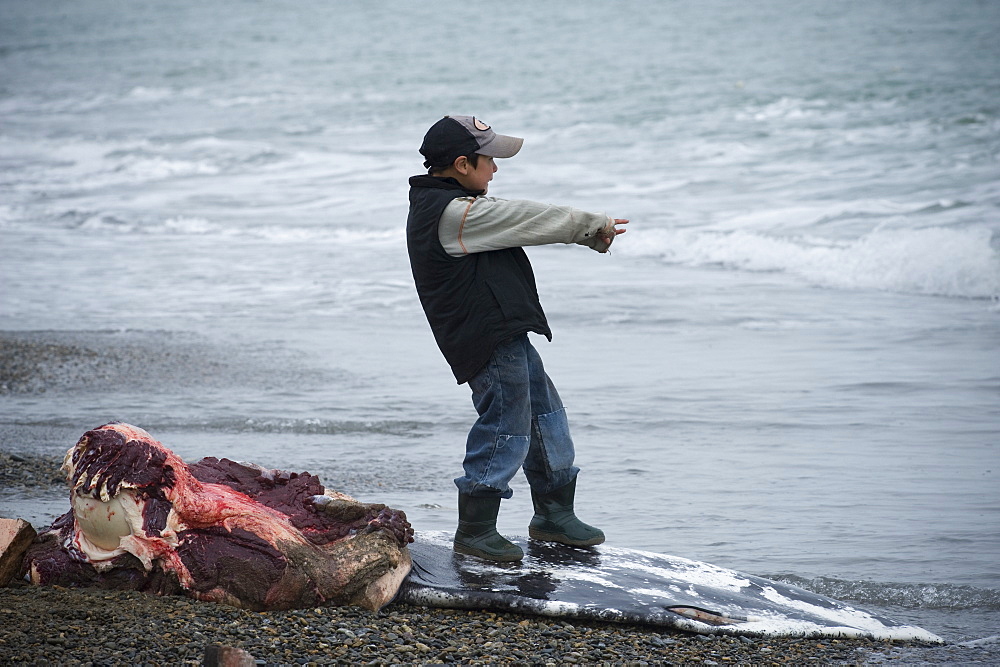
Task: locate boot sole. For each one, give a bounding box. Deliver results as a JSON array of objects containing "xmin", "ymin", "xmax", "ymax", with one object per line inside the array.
[
  {"xmin": 453, "ymin": 542, "xmax": 524, "ymax": 562},
  {"xmin": 528, "ymin": 527, "xmax": 605, "ymax": 547}
]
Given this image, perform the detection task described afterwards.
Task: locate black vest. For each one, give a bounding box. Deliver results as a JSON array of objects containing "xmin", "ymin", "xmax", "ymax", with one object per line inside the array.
[{"xmin": 406, "ymin": 175, "xmax": 552, "ymax": 383}]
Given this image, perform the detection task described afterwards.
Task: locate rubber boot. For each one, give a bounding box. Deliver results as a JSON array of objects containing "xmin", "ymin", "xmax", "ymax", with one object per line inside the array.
[
  {"xmin": 528, "ymin": 478, "xmax": 605, "ymax": 547},
  {"xmin": 453, "ymin": 494, "xmax": 524, "ymax": 562}
]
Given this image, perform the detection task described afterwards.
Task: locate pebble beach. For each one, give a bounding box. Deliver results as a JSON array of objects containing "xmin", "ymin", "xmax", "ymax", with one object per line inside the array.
[{"xmin": 0, "ymin": 582, "xmax": 892, "ymax": 665}]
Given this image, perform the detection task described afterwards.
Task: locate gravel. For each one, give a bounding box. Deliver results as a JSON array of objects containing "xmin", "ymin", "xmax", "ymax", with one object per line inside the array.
[
  {"xmin": 0, "ymin": 451, "xmax": 66, "ymax": 490},
  {"xmin": 0, "ymin": 582, "xmax": 897, "ymax": 665}
]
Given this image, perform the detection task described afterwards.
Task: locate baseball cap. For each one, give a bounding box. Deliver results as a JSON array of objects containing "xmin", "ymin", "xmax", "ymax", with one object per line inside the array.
[{"xmin": 420, "ymin": 116, "xmax": 523, "ymax": 169}]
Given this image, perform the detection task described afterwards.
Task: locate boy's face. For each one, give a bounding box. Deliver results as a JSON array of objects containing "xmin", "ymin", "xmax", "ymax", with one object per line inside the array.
[{"xmin": 457, "ymin": 154, "xmax": 497, "ymax": 194}]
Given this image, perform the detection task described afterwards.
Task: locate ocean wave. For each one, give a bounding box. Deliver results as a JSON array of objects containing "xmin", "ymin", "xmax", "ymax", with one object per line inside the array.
[
  {"xmin": 0, "ymin": 415, "xmax": 447, "ymax": 453},
  {"xmin": 736, "ymin": 96, "xmax": 834, "ymax": 122},
  {"xmin": 52, "ymin": 208, "xmax": 404, "ymax": 243},
  {"xmin": 0, "ymin": 85, "xmax": 198, "ymax": 114},
  {"xmin": 766, "ymin": 574, "xmax": 1000, "ymax": 612},
  {"xmin": 125, "ymin": 86, "xmax": 174, "ymax": 101},
  {"xmin": 159, "ymin": 216, "xmax": 221, "ymax": 235},
  {"xmin": 60, "ymin": 211, "xmax": 404, "ymax": 243},
  {"xmin": 623, "ymin": 225, "xmax": 1000, "ymax": 299},
  {"xmin": 0, "ymin": 133, "xmax": 300, "ymax": 197},
  {"xmin": 113, "ymin": 155, "xmax": 220, "ymax": 180},
  {"xmin": 958, "ymin": 635, "xmax": 1000, "ymax": 648},
  {"xmin": 705, "ymin": 198, "xmax": 972, "ymax": 234},
  {"xmin": 138, "ymin": 417, "xmax": 433, "ymax": 438},
  {"xmin": 0, "ymin": 414, "xmax": 439, "ymax": 441}
]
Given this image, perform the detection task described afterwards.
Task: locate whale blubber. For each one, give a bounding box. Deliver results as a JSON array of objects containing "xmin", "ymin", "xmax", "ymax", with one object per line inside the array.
[{"xmin": 22, "ymin": 422, "xmax": 414, "ymax": 611}]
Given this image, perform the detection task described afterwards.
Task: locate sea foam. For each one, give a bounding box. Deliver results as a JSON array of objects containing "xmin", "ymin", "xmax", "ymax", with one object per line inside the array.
[{"xmin": 624, "ymin": 225, "xmax": 999, "ymax": 299}]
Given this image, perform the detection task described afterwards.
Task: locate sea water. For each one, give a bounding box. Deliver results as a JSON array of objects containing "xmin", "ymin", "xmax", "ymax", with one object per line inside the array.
[{"xmin": 1, "ymin": 0, "xmax": 998, "ymax": 655}]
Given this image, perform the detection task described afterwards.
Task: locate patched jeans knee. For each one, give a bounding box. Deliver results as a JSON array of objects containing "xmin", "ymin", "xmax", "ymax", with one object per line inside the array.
[
  {"xmin": 523, "ymin": 407, "xmax": 577, "ymax": 494},
  {"xmin": 456, "ymin": 334, "xmax": 579, "ymax": 498}
]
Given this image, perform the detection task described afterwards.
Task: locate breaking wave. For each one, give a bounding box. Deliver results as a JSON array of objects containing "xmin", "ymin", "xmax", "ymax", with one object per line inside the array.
[
  {"xmin": 767, "ymin": 574, "xmax": 1000, "ymax": 611},
  {"xmin": 45, "ymin": 209, "xmax": 404, "ymax": 244},
  {"xmin": 624, "ymin": 225, "xmax": 1000, "ymax": 299},
  {"xmin": 175, "ymin": 417, "xmax": 433, "ymax": 437}
]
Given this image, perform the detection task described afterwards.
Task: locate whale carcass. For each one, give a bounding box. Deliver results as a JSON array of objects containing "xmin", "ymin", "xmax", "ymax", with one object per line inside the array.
[
  {"xmin": 21, "ymin": 422, "xmax": 413, "ymax": 611},
  {"xmin": 16, "ymin": 423, "xmax": 943, "ymax": 642}
]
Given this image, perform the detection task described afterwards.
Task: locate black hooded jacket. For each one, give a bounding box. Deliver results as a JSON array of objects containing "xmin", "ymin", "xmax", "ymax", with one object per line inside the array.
[{"xmin": 406, "ymin": 175, "xmax": 551, "ymax": 383}]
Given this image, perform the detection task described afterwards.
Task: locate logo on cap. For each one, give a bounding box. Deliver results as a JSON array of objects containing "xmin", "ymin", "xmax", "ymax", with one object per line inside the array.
[{"xmin": 473, "ymin": 118, "xmax": 491, "ymax": 131}]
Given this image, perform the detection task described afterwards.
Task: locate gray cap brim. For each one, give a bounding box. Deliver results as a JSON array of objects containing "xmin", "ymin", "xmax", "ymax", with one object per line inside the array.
[{"xmin": 475, "ymin": 132, "xmax": 523, "ymax": 159}]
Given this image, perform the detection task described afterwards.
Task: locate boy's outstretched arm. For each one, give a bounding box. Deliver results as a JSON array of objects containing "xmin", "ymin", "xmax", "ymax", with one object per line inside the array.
[{"xmin": 438, "ymin": 196, "xmax": 629, "ymax": 256}]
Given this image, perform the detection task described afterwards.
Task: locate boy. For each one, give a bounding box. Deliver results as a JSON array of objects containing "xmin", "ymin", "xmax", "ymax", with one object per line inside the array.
[{"xmin": 406, "ymin": 115, "xmax": 627, "ymax": 562}]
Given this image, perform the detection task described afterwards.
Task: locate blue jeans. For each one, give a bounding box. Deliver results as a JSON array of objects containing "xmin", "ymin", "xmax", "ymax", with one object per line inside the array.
[{"xmin": 455, "ymin": 334, "xmax": 580, "ymax": 499}]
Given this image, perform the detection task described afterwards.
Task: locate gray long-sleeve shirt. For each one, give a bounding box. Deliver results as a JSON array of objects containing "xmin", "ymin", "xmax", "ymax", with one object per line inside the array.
[{"xmin": 437, "ymin": 195, "xmax": 616, "ymax": 256}]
